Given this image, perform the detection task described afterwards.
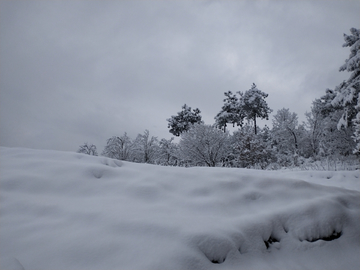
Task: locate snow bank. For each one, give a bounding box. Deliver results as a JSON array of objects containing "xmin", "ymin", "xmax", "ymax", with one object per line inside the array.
[
  {"xmin": 279, "ymin": 169, "xmax": 360, "ymax": 191},
  {"xmin": 1, "ymin": 147, "xmax": 359, "ymax": 270}
]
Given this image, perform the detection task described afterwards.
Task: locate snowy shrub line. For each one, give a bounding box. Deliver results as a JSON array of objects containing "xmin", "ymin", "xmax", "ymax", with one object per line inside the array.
[
  {"xmin": 77, "ymin": 124, "xmax": 359, "ymax": 171},
  {"xmin": 298, "ymin": 156, "xmax": 359, "ymax": 171}
]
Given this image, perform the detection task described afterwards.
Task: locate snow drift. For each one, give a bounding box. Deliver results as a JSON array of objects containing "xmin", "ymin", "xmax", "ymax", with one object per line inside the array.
[{"xmin": 1, "ymin": 147, "xmax": 359, "ymax": 270}]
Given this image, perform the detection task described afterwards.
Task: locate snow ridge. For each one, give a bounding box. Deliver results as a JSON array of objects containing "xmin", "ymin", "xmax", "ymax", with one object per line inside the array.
[{"xmin": 1, "ymin": 147, "xmax": 359, "ymax": 270}]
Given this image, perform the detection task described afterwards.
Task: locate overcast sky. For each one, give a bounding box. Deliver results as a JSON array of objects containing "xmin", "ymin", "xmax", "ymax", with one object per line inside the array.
[{"xmin": 1, "ymin": 0, "xmax": 359, "ymax": 152}]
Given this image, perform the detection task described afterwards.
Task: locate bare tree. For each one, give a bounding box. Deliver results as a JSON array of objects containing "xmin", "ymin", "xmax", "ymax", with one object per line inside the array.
[
  {"xmin": 157, "ymin": 137, "xmax": 179, "ymax": 166},
  {"xmin": 77, "ymin": 143, "xmax": 98, "ymax": 156},
  {"xmin": 272, "ymin": 108, "xmax": 299, "ymax": 151},
  {"xmin": 102, "ymin": 133, "xmax": 133, "ymax": 160},
  {"xmin": 132, "ymin": 130, "xmax": 159, "ymax": 164},
  {"xmin": 179, "ymin": 124, "xmax": 229, "ymax": 167}
]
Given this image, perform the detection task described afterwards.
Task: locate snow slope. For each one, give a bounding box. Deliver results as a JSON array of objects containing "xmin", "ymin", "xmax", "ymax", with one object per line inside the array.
[{"xmin": 1, "ymin": 147, "xmax": 359, "ymax": 270}]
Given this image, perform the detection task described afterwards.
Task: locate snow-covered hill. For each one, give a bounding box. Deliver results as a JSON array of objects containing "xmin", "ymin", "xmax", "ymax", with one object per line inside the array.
[{"xmin": 1, "ymin": 147, "xmax": 359, "ymax": 270}]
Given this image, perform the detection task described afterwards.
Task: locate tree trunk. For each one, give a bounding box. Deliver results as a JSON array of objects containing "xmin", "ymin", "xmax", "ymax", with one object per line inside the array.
[
  {"xmin": 254, "ymin": 116, "xmax": 257, "ymax": 135},
  {"xmin": 287, "ymin": 128, "xmax": 298, "ymax": 149}
]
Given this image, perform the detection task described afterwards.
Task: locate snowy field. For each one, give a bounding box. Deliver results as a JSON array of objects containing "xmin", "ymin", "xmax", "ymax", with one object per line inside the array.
[{"xmin": 1, "ymin": 147, "xmax": 359, "ymax": 270}]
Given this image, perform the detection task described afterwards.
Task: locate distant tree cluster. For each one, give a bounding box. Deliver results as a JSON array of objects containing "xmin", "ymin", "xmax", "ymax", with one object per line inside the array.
[
  {"xmin": 78, "ymin": 130, "xmax": 179, "ymax": 166},
  {"xmin": 78, "ymin": 28, "xmax": 359, "ymax": 169}
]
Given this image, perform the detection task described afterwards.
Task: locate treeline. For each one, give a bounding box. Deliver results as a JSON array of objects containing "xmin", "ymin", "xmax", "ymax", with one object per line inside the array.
[
  {"xmin": 77, "ymin": 28, "xmax": 360, "ymax": 169},
  {"xmin": 77, "ymin": 108, "xmax": 356, "ymax": 169}
]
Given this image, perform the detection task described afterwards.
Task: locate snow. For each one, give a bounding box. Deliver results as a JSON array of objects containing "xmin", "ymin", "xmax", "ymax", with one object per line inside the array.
[{"xmin": 1, "ymin": 147, "xmax": 359, "ymax": 270}]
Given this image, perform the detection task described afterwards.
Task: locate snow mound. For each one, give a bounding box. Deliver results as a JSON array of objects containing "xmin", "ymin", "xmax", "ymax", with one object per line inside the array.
[
  {"xmin": 279, "ymin": 170, "xmax": 360, "ymax": 191},
  {"xmin": 1, "ymin": 147, "xmax": 359, "ymax": 270}
]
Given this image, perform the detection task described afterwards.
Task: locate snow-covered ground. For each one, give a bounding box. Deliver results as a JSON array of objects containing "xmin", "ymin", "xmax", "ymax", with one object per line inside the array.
[{"xmin": 1, "ymin": 147, "xmax": 359, "ymax": 270}]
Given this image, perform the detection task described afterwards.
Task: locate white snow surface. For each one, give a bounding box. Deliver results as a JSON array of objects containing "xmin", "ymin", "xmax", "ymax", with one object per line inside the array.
[{"xmin": 1, "ymin": 147, "xmax": 359, "ymax": 270}]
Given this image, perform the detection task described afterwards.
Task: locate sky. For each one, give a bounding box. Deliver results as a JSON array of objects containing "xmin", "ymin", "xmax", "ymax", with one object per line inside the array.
[{"xmin": 1, "ymin": 0, "xmax": 359, "ymax": 152}]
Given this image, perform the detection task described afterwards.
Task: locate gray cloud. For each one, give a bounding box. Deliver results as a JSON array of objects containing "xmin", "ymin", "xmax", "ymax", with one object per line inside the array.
[{"xmin": 1, "ymin": 0, "xmax": 359, "ymax": 151}]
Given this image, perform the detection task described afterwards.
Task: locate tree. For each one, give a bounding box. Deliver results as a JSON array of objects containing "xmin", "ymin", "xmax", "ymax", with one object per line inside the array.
[
  {"xmin": 179, "ymin": 124, "xmax": 229, "ymax": 167},
  {"xmin": 305, "ymin": 93, "xmax": 350, "ymax": 158},
  {"xmin": 102, "ymin": 133, "xmax": 133, "ymax": 160},
  {"xmin": 352, "ymin": 93, "xmax": 360, "ymax": 154},
  {"xmin": 132, "ymin": 130, "xmax": 159, "ymax": 163},
  {"xmin": 167, "ymin": 104, "xmax": 203, "ymax": 136},
  {"xmin": 331, "ymin": 28, "xmax": 360, "ymax": 129},
  {"xmin": 306, "ymin": 92, "xmax": 355, "ymax": 157},
  {"xmin": 239, "ymin": 83, "xmax": 272, "ymax": 134},
  {"xmin": 272, "ymin": 108, "xmax": 299, "ymax": 152},
  {"xmin": 157, "ymin": 137, "xmax": 179, "ymax": 166},
  {"xmin": 226, "ymin": 125, "xmax": 274, "ymax": 168},
  {"xmin": 305, "ymin": 101, "xmax": 326, "ymax": 157},
  {"xmin": 77, "ymin": 143, "xmax": 98, "ymax": 156},
  {"xmin": 214, "ymin": 91, "xmax": 244, "ymax": 132}
]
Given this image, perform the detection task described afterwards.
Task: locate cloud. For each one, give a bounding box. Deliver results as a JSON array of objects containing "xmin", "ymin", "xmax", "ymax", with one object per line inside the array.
[{"xmin": 0, "ymin": 0, "xmax": 359, "ymax": 151}]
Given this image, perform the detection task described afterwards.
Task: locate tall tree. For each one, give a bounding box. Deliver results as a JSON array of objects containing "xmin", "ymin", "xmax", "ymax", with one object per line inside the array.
[
  {"xmin": 331, "ymin": 28, "xmax": 360, "ymax": 129},
  {"xmin": 167, "ymin": 104, "xmax": 202, "ymax": 136},
  {"xmin": 305, "ymin": 100, "xmax": 326, "ymax": 157},
  {"xmin": 239, "ymin": 83, "xmax": 272, "ymax": 134},
  {"xmin": 133, "ymin": 130, "xmax": 159, "ymax": 164},
  {"xmin": 307, "ymin": 91, "xmax": 355, "ymax": 157},
  {"xmin": 157, "ymin": 138, "xmax": 179, "ymax": 166},
  {"xmin": 214, "ymin": 91, "xmax": 244, "ymax": 132},
  {"xmin": 352, "ymin": 93, "xmax": 360, "ymax": 154},
  {"xmin": 272, "ymin": 108, "xmax": 299, "ymax": 152}
]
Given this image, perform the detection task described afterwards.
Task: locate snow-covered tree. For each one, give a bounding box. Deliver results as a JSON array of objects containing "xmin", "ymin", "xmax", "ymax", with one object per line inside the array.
[
  {"xmin": 226, "ymin": 125, "xmax": 274, "ymax": 168},
  {"xmin": 296, "ymin": 123, "xmax": 312, "ymax": 158},
  {"xmin": 179, "ymin": 124, "xmax": 229, "ymax": 167},
  {"xmin": 238, "ymin": 83, "xmax": 272, "ymax": 134},
  {"xmin": 102, "ymin": 133, "xmax": 133, "ymax": 160},
  {"xmin": 167, "ymin": 104, "xmax": 203, "ymax": 136},
  {"xmin": 214, "ymin": 91, "xmax": 244, "ymax": 132},
  {"xmin": 332, "ymin": 28, "xmax": 360, "ymax": 129},
  {"xmin": 132, "ymin": 130, "xmax": 159, "ymax": 164},
  {"xmin": 306, "ymin": 92, "xmax": 355, "ymax": 157},
  {"xmin": 271, "ymin": 108, "xmax": 308, "ymax": 165},
  {"xmin": 272, "ymin": 108, "xmax": 300, "ymax": 152},
  {"xmin": 352, "ymin": 93, "xmax": 360, "ymax": 154},
  {"xmin": 77, "ymin": 143, "xmax": 98, "ymax": 156},
  {"xmin": 305, "ymin": 101, "xmax": 326, "ymax": 157},
  {"xmin": 157, "ymin": 137, "xmax": 179, "ymax": 166}
]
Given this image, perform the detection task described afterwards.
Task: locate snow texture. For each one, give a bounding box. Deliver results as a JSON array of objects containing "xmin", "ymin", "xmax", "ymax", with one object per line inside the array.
[{"xmin": 1, "ymin": 147, "xmax": 359, "ymax": 270}]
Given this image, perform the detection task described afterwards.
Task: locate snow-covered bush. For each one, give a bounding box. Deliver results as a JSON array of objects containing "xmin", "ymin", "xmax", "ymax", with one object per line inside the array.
[
  {"xmin": 102, "ymin": 133, "xmax": 133, "ymax": 161},
  {"xmin": 299, "ymin": 155, "xmax": 359, "ymax": 171},
  {"xmin": 156, "ymin": 138, "xmax": 180, "ymax": 166},
  {"xmin": 225, "ymin": 125, "xmax": 275, "ymax": 169},
  {"xmin": 77, "ymin": 143, "xmax": 98, "ymax": 156},
  {"xmin": 132, "ymin": 130, "xmax": 159, "ymax": 164},
  {"xmin": 179, "ymin": 124, "xmax": 229, "ymax": 167}
]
